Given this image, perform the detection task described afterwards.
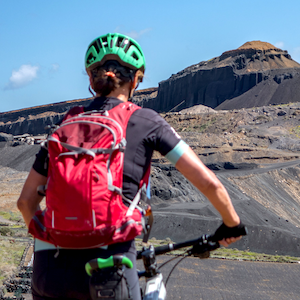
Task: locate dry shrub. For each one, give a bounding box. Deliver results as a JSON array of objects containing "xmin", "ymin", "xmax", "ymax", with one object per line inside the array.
[{"xmin": 0, "ymin": 240, "xmax": 26, "ymax": 283}]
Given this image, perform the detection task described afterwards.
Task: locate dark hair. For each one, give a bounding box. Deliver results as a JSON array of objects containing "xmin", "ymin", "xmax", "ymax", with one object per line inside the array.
[{"xmin": 90, "ymin": 61, "xmax": 136, "ymax": 96}]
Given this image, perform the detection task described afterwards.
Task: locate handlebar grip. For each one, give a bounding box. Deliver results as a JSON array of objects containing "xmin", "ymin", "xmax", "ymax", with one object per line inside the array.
[
  {"xmin": 211, "ymin": 222, "xmax": 248, "ymax": 242},
  {"xmin": 85, "ymin": 255, "xmax": 133, "ymax": 276}
]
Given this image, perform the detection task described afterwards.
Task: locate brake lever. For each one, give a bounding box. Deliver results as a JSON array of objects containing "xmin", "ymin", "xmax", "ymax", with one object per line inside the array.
[{"xmin": 188, "ymin": 234, "xmax": 220, "ymax": 259}]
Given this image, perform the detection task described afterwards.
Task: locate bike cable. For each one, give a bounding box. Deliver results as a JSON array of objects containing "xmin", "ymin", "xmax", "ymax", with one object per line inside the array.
[
  {"xmin": 157, "ymin": 249, "xmax": 190, "ymax": 288},
  {"xmin": 165, "ymin": 255, "xmax": 188, "ymax": 286}
]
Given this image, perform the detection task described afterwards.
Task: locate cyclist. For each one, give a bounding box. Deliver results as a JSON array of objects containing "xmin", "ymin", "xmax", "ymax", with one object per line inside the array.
[{"xmin": 17, "ymin": 33, "xmax": 245, "ymax": 300}]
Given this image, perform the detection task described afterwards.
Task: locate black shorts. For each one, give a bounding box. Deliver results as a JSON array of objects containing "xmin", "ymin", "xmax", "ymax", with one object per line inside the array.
[{"xmin": 31, "ymin": 240, "xmax": 141, "ymax": 300}]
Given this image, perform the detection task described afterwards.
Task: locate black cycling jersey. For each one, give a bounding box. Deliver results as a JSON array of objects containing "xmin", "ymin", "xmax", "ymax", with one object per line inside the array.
[
  {"xmin": 31, "ymin": 97, "xmax": 182, "ymax": 300},
  {"xmin": 33, "ymin": 96, "xmax": 181, "ymax": 200}
]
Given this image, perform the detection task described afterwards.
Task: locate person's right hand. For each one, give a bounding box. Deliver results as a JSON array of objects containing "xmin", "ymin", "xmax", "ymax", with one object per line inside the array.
[
  {"xmin": 219, "ymin": 236, "xmax": 241, "ymax": 247},
  {"xmin": 213, "ymin": 222, "xmax": 248, "ymax": 247}
]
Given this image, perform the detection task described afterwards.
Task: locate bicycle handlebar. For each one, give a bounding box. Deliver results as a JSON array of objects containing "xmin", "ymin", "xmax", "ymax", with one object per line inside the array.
[
  {"xmin": 137, "ymin": 234, "xmax": 219, "ymax": 260},
  {"xmin": 137, "ymin": 222, "xmax": 248, "ymax": 260},
  {"xmin": 85, "ymin": 226, "xmax": 248, "ymax": 275}
]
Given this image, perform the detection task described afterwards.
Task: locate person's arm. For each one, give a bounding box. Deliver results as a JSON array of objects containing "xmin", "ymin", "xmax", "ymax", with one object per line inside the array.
[
  {"xmin": 175, "ymin": 146, "xmax": 241, "ymax": 246},
  {"xmin": 17, "ymin": 168, "xmax": 47, "ymax": 228}
]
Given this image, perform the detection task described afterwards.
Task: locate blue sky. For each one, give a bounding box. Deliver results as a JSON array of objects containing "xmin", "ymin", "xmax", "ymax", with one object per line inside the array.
[{"xmin": 1, "ymin": 0, "xmax": 300, "ymax": 112}]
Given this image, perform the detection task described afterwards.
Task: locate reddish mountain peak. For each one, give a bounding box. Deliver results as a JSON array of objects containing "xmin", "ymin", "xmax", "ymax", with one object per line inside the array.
[
  {"xmin": 221, "ymin": 41, "xmax": 285, "ymax": 59},
  {"xmin": 237, "ymin": 41, "xmax": 280, "ymax": 51},
  {"xmin": 215, "ymin": 40, "xmax": 300, "ymax": 73}
]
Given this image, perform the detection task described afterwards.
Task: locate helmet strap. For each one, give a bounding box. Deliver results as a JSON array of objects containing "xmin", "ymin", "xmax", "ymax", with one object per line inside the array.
[
  {"xmin": 128, "ymin": 78, "xmax": 140, "ymax": 102},
  {"xmin": 128, "ymin": 80, "xmax": 134, "ymax": 102},
  {"xmin": 88, "ymin": 84, "xmax": 95, "ymax": 97}
]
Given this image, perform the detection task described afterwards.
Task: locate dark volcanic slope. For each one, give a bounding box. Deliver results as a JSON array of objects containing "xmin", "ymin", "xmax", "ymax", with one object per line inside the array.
[
  {"xmin": 216, "ymin": 68, "xmax": 300, "ymax": 110},
  {"xmin": 1, "ymin": 102, "xmax": 300, "ymax": 256},
  {"xmin": 150, "ymin": 160, "xmax": 300, "ymax": 256}
]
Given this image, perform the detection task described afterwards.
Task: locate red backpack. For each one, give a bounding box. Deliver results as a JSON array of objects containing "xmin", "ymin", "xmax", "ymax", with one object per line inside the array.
[{"xmin": 29, "ymin": 102, "xmax": 149, "ymax": 248}]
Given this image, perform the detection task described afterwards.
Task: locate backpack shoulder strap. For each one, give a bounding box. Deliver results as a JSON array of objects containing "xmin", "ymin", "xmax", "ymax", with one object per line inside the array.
[
  {"xmin": 107, "ymin": 102, "xmax": 141, "ymax": 128},
  {"xmin": 62, "ymin": 106, "xmax": 85, "ymax": 122}
]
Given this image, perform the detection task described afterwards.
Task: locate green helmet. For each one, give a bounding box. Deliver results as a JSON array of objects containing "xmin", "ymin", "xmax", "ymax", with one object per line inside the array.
[{"xmin": 85, "ymin": 33, "xmax": 146, "ymax": 73}]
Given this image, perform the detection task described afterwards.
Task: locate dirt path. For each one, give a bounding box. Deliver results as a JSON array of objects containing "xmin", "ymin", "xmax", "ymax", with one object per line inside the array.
[
  {"xmin": 217, "ymin": 158, "xmax": 300, "ymax": 176},
  {"xmin": 142, "ymin": 255, "xmax": 300, "ymax": 300},
  {"xmin": 5, "ymin": 251, "xmax": 300, "ymax": 300}
]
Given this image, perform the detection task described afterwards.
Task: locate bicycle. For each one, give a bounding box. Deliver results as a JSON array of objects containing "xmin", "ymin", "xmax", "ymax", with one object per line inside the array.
[{"xmin": 85, "ymin": 231, "xmax": 246, "ymax": 300}]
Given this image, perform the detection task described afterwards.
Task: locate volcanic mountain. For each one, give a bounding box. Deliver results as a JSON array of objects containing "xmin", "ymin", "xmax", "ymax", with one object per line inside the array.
[{"xmin": 141, "ymin": 41, "xmax": 300, "ymax": 112}]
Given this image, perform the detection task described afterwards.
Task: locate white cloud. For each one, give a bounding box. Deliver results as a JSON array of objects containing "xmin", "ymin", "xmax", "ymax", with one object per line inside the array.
[
  {"xmin": 110, "ymin": 28, "xmax": 152, "ymax": 40},
  {"xmin": 125, "ymin": 28, "xmax": 151, "ymax": 40},
  {"xmin": 114, "ymin": 26, "xmax": 121, "ymax": 33},
  {"xmin": 5, "ymin": 64, "xmax": 39, "ymax": 90},
  {"xmin": 50, "ymin": 63, "xmax": 59, "ymax": 72},
  {"xmin": 275, "ymin": 41, "xmax": 284, "ymax": 49}
]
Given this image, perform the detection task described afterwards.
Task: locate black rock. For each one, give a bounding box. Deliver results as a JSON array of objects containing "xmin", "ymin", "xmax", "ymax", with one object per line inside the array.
[{"xmin": 0, "ymin": 132, "xmax": 13, "ymax": 142}]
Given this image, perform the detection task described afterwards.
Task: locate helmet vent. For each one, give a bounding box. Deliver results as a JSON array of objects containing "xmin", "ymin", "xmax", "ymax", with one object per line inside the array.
[
  {"xmin": 116, "ymin": 37, "xmax": 124, "ymax": 48},
  {"xmin": 124, "ymin": 41, "xmax": 134, "ymax": 54},
  {"xmin": 87, "ymin": 53, "xmax": 96, "ymax": 65},
  {"xmin": 120, "ymin": 38, "xmax": 128, "ymax": 49},
  {"xmin": 102, "ymin": 37, "xmax": 108, "ymax": 48},
  {"xmin": 132, "ymin": 52, "xmax": 139, "ymax": 60},
  {"xmin": 91, "ymin": 41, "xmax": 100, "ymax": 53}
]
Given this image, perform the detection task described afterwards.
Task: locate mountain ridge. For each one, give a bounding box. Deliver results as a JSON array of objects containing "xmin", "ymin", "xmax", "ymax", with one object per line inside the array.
[{"xmin": 1, "ymin": 41, "xmax": 300, "ymax": 135}]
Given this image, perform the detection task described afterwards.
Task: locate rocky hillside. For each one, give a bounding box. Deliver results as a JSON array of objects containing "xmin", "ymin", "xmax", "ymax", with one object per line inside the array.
[
  {"xmin": 0, "ymin": 88, "xmax": 157, "ymax": 136},
  {"xmin": 1, "ymin": 100, "xmax": 300, "ymax": 256},
  {"xmin": 1, "ymin": 41, "xmax": 300, "ymax": 258}
]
